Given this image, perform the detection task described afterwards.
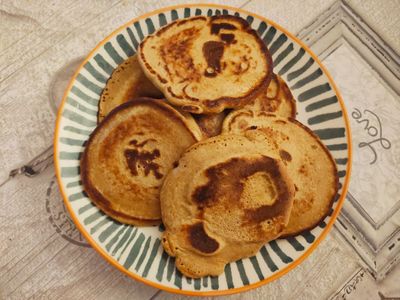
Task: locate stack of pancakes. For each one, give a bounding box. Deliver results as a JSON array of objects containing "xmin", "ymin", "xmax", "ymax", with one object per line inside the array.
[{"xmin": 81, "ymin": 15, "xmax": 338, "ymax": 278}]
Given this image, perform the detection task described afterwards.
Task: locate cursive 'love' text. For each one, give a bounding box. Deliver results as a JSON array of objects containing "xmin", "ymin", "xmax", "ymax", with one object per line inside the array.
[{"xmin": 351, "ymin": 108, "xmax": 391, "ymax": 165}]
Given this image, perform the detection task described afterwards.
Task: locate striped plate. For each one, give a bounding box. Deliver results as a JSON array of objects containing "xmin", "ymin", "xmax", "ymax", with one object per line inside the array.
[{"xmin": 54, "ymin": 4, "xmax": 352, "ymax": 296}]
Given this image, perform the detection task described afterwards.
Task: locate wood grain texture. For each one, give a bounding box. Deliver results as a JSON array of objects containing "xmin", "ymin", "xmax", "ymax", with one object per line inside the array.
[{"xmin": 0, "ymin": 168, "xmax": 156, "ymax": 300}]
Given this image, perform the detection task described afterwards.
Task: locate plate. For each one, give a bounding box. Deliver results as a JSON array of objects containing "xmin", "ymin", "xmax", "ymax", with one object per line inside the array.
[{"xmin": 54, "ymin": 4, "xmax": 352, "ymax": 296}]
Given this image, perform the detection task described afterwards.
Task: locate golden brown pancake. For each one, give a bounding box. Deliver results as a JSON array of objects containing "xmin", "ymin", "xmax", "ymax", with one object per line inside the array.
[
  {"xmin": 160, "ymin": 133, "xmax": 295, "ymax": 277},
  {"xmin": 222, "ymin": 113, "xmax": 338, "ymax": 236},
  {"xmin": 192, "ymin": 111, "xmax": 228, "ymax": 138},
  {"xmin": 98, "ymin": 54, "xmax": 163, "ymax": 122},
  {"xmin": 81, "ymin": 98, "xmax": 200, "ymax": 226},
  {"xmin": 241, "ymin": 74, "xmax": 296, "ymax": 118},
  {"xmin": 139, "ymin": 15, "xmax": 273, "ymax": 114},
  {"xmin": 97, "ymin": 54, "xmax": 203, "ymax": 141}
]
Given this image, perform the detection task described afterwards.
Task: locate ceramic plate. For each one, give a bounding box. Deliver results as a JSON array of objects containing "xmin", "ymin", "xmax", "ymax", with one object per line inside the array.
[{"xmin": 54, "ymin": 4, "xmax": 352, "ymax": 296}]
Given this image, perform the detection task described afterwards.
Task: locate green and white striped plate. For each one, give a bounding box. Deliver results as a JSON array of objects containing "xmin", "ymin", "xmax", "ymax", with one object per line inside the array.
[{"xmin": 54, "ymin": 4, "xmax": 351, "ymax": 296}]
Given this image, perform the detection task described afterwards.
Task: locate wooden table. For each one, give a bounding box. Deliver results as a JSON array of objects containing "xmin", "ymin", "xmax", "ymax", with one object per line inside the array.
[{"xmin": 1, "ymin": 1, "xmax": 399, "ymax": 299}]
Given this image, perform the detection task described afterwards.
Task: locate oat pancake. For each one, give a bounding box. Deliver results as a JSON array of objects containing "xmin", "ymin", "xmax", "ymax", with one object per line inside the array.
[
  {"xmin": 98, "ymin": 54, "xmax": 163, "ymax": 122},
  {"xmin": 81, "ymin": 98, "xmax": 200, "ymax": 226},
  {"xmin": 160, "ymin": 134, "xmax": 294, "ymax": 277},
  {"xmin": 222, "ymin": 113, "xmax": 338, "ymax": 236},
  {"xmin": 139, "ymin": 15, "xmax": 273, "ymax": 114},
  {"xmin": 241, "ymin": 74, "xmax": 296, "ymax": 118}
]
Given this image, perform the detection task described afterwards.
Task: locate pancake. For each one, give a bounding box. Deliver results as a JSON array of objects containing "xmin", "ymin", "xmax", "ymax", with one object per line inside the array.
[
  {"xmin": 241, "ymin": 74, "xmax": 296, "ymax": 118},
  {"xmin": 98, "ymin": 55, "xmax": 203, "ymax": 141},
  {"xmin": 81, "ymin": 98, "xmax": 200, "ymax": 226},
  {"xmin": 98, "ymin": 54, "xmax": 163, "ymax": 122},
  {"xmin": 160, "ymin": 134, "xmax": 295, "ymax": 277},
  {"xmin": 193, "ymin": 111, "xmax": 228, "ymax": 138},
  {"xmin": 222, "ymin": 113, "xmax": 339, "ymax": 236},
  {"xmin": 139, "ymin": 15, "xmax": 273, "ymax": 114}
]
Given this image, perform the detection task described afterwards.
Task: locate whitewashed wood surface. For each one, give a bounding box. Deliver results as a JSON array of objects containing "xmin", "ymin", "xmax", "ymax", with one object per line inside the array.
[{"xmin": 1, "ymin": 1, "xmax": 399, "ymax": 299}]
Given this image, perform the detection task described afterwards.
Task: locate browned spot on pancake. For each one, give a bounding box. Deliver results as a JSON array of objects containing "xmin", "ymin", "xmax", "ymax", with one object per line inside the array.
[
  {"xmin": 157, "ymin": 74, "xmax": 167, "ymax": 84},
  {"xmin": 160, "ymin": 27, "xmax": 201, "ymax": 82},
  {"xmin": 260, "ymin": 98, "xmax": 279, "ymax": 112},
  {"xmin": 275, "ymin": 120, "xmax": 287, "ymax": 125},
  {"xmin": 181, "ymin": 105, "xmax": 201, "ymax": 113},
  {"xmin": 232, "ymin": 55, "xmax": 250, "ymax": 75},
  {"xmin": 294, "ymin": 195, "xmax": 314, "ymax": 215},
  {"xmin": 239, "ymin": 120, "xmax": 249, "ymax": 130},
  {"xmin": 166, "ymin": 87, "xmax": 184, "ymax": 99},
  {"xmin": 299, "ymin": 164, "xmax": 307, "ymax": 175},
  {"xmin": 220, "ymin": 33, "xmax": 235, "ymax": 44},
  {"xmin": 192, "ymin": 156, "xmax": 292, "ymax": 224},
  {"xmin": 204, "ymin": 100, "xmax": 221, "ymax": 108},
  {"xmin": 172, "ymin": 161, "xmax": 179, "ymax": 168},
  {"xmin": 192, "ymin": 182, "xmax": 218, "ymax": 206},
  {"xmin": 249, "ymin": 125, "xmax": 258, "ymax": 130},
  {"xmin": 221, "ymin": 61, "xmax": 227, "ymax": 70},
  {"xmin": 210, "ymin": 22, "xmax": 237, "ymax": 35},
  {"xmin": 203, "ymin": 41, "xmax": 225, "ymax": 77},
  {"xmin": 294, "ymin": 184, "xmax": 299, "ymax": 192},
  {"xmin": 279, "ymin": 149, "xmax": 292, "ymax": 162},
  {"xmin": 187, "ymin": 222, "xmax": 219, "ymax": 253},
  {"xmin": 259, "ymin": 127, "xmax": 275, "ymax": 137},
  {"xmin": 129, "ymin": 139, "xmax": 153, "ymax": 147},
  {"xmin": 311, "ymin": 144, "xmax": 317, "ymax": 149},
  {"xmin": 124, "ymin": 139, "xmax": 163, "ymax": 179},
  {"xmin": 243, "ymin": 163, "xmax": 292, "ymax": 223}
]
